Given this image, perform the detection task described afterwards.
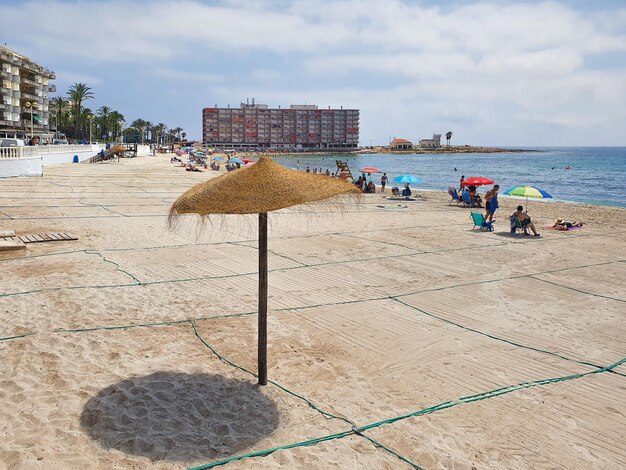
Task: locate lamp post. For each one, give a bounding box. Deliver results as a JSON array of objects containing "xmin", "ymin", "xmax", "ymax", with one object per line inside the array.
[
  {"xmin": 24, "ymin": 101, "xmax": 37, "ymax": 142},
  {"xmin": 87, "ymin": 114, "xmax": 93, "ymax": 144}
]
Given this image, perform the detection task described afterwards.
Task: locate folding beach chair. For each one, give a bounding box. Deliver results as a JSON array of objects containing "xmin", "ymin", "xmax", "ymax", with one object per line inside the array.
[
  {"xmin": 448, "ymin": 186, "xmax": 461, "ymax": 205},
  {"xmin": 462, "ymin": 190, "xmax": 472, "ymax": 207},
  {"xmin": 510, "ymin": 216, "xmax": 525, "ymax": 236},
  {"xmin": 470, "ymin": 212, "xmax": 494, "ymax": 231}
]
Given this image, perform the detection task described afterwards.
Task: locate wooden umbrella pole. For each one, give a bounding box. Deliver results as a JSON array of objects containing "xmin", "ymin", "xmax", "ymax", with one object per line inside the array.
[{"xmin": 258, "ymin": 212, "xmax": 268, "ymax": 385}]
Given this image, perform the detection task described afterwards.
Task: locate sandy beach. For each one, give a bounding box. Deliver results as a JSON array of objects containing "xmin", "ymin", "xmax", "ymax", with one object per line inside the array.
[{"xmin": 1, "ymin": 154, "xmax": 625, "ymax": 469}]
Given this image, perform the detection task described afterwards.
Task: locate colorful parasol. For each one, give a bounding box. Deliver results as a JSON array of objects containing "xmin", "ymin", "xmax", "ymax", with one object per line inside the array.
[
  {"xmin": 504, "ymin": 185, "xmax": 553, "ymax": 209},
  {"xmin": 359, "ymin": 167, "xmax": 381, "ymax": 173},
  {"xmin": 460, "ymin": 176, "xmax": 495, "ymax": 186}
]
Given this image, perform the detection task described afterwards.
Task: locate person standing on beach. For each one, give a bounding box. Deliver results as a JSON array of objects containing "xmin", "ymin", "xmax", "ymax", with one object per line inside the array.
[
  {"xmin": 484, "ymin": 184, "xmax": 499, "ymax": 222},
  {"xmin": 459, "ymin": 175, "xmax": 465, "ymax": 191},
  {"xmin": 381, "ymin": 173, "xmax": 388, "ymax": 192}
]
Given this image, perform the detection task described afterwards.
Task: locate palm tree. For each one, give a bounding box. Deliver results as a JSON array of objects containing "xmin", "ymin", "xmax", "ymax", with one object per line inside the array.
[
  {"xmin": 50, "ymin": 96, "xmax": 69, "ymax": 137},
  {"xmin": 155, "ymin": 123, "xmax": 167, "ymax": 146},
  {"xmin": 446, "ymin": 131, "xmax": 453, "ymax": 147},
  {"xmin": 109, "ymin": 111, "xmax": 125, "ymax": 141},
  {"xmin": 171, "ymin": 127, "xmax": 183, "ymax": 142},
  {"xmin": 67, "ymin": 83, "xmax": 94, "ymax": 139},
  {"xmin": 97, "ymin": 106, "xmax": 112, "ymax": 141},
  {"xmin": 80, "ymin": 108, "xmax": 94, "ymax": 142},
  {"xmin": 131, "ymin": 119, "xmax": 147, "ymax": 144},
  {"xmin": 144, "ymin": 121, "xmax": 153, "ymax": 143},
  {"xmin": 181, "ymin": 132, "xmax": 186, "ymax": 141}
]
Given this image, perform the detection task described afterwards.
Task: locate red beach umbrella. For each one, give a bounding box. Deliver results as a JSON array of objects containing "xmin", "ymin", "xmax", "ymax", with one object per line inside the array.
[
  {"xmin": 242, "ymin": 159, "xmax": 254, "ymax": 163},
  {"xmin": 359, "ymin": 167, "xmax": 381, "ymax": 173},
  {"xmin": 461, "ymin": 176, "xmax": 495, "ymax": 186}
]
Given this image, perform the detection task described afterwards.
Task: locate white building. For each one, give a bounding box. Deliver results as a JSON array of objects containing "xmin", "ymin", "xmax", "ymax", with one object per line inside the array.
[
  {"xmin": 1, "ymin": 45, "xmax": 55, "ymax": 137},
  {"xmin": 389, "ymin": 138, "xmax": 413, "ymax": 150},
  {"xmin": 419, "ymin": 134, "xmax": 441, "ymax": 149}
]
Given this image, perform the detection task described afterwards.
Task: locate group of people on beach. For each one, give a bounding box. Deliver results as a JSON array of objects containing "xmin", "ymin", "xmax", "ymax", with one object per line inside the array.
[
  {"xmin": 304, "ymin": 166, "xmax": 332, "ymax": 176},
  {"xmin": 456, "ymin": 179, "xmax": 583, "ymax": 236},
  {"xmin": 354, "ymin": 175, "xmax": 379, "ymax": 193}
]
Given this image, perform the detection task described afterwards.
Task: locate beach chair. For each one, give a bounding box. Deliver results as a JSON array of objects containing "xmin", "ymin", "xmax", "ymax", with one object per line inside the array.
[
  {"xmin": 470, "ymin": 212, "xmax": 494, "ymax": 231},
  {"xmin": 510, "ymin": 216, "xmax": 524, "ymax": 235},
  {"xmin": 448, "ymin": 186, "xmax": 461, "ymax": 205},
  {"xmin": 461, "ymin": 190, "xmax": 472, "ymax": 207}
]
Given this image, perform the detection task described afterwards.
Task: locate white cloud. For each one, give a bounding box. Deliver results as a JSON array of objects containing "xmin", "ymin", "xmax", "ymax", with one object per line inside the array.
[{"xmin": 1, "ymin": 0, "xmax": 625, "ymax": 144}]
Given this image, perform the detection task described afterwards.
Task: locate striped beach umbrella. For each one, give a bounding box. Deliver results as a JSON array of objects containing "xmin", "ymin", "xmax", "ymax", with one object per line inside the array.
[{"xmin": 504, "ymin": 185, "xmax": 553, "ymax": 209}]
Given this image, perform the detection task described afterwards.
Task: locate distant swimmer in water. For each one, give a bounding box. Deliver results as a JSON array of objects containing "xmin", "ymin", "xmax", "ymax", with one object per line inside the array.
[
  {"xmin": 551, "ymin": 167, "xmax": 555, "ymax": 170},
  {"xmin": 565, "ymin": 165, "xmax": 572, "ymax": 170},
  {"xmin": 454, "ymin": 167, "xmax": 457, "ymax": 171}
]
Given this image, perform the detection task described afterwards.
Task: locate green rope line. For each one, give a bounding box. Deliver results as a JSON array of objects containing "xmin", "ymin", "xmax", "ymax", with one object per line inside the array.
[
  {"xmin": 0, "ymin": 332, "xmax": 36, "ymax": 341},
  {"xmin": 50, "ymin": 312, "xmax": 257, "ymax": 336},
  {"xmin": 190, "ymin": 320, "xmax": 426, "ymax": 469},
  {"xmin": 391, "ymin": 297, "xmax": 607, "ymax": 370},
  {"xmin": 356, "ymin": 355, "xmax": 626, "ymax": 434},
  {"xmin": 2, "ymin": 267, "xmax": 625, "ymax": 381},
  {"xmin": 187, "ymin": 430, "xmax": 355, "ymax": 470},
  {"xmin": 190, "ymin": 320, "xmax": 354, "ymax": 425},
  {"xmin": 357, "ymin": 433, "xmax": 423, "ymax": 469},
  {"xmin": 529, "ymin": 276, "xmax": 626, "ymax": 303},
  {"xmin": 84, "ymin": 250, "xmax": 143, "ymax": 284},
  {"xmin": 187, "ymin": 347, "xmax": 626, "ymax": 469}
]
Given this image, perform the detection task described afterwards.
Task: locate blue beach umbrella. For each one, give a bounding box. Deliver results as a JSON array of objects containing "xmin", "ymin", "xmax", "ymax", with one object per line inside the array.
[
  {"xmin": 229, "ymin": 158, "xmax": 244, "ymax": 164},
  {"xmin": 212, "ymin": 157, "xmax": 224, "ymax": 161},
  {"xmin": 504, "ymin": 185, "xmax": 553, "ymax": 210},
  {"xmin": 393, "ymin": 174, "xmax": 422, "ymax": 184}
]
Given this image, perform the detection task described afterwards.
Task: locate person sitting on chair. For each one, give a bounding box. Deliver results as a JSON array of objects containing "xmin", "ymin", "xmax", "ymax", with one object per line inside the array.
[
  {"xmin": 366, "ymin": 181, "xmax": 376, "ymax": 193},
  {"xmin": 512, "ymin": 206, "xmax": 540, "ymax": 236},
  {"xmin": 401, "ymin": 184, "xmax": 412, "ymax": 198},
  {"xmin": 468, "ymin": 185, "xmax": 482, "ymax": 207},
  {"xmin": 391, "ymin": 186, "xmax": 400, "ymax": 196}
]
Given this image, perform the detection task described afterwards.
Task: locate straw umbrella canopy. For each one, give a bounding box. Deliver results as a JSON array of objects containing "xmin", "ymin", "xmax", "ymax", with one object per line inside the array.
[{"xmin": 169, "ymin": 156, "xmax": 360, "ymax": 385}]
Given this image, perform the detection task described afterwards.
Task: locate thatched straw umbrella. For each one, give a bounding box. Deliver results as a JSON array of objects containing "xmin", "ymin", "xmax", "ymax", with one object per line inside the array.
[{"xmin": 169, "ymin": 156, "xmax": 360, "ymax": 385}]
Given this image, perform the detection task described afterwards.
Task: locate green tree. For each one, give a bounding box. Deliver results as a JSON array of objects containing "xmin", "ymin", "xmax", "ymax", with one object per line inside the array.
[
  {"xmin": 97, "ymin": 106, "xmax": 112, "ymax": 140},
  {"xmin": 171, "ymin": 127, "xmax": 183, "ymax": 142},
  {"xmin": 50, "ymin": 96, "xmax": 69, "ymax": 137},
  {"xmin": 110, "ymin": 111, "xmax": 125, "ymax": 141},
  {"xmin": 131, "ymin": 119, "xmax": 147, "ymax": 144},
  {"xmin": 144, "ymin": 121, "xmax": 153, "ymax": 143},
  {"xmin": 80, "ymin": 108, "xmax": 94, "ymax": 141},
  {"xmin": 67, "ymin": 83, "xmax": 94, "ymax": 139},
  {"xmin": 446, "ymin": 131, "xmax": 453, "ymax": 147},
  {"xmin": 155, "ymin": 123, "xmax": 166, "ymax": 145}
]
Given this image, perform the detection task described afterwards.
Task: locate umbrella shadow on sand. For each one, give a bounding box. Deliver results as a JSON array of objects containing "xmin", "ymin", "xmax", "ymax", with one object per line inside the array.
[{"xmin": 80, "ymin": 371, "xmax": 280, "ymax": 462}]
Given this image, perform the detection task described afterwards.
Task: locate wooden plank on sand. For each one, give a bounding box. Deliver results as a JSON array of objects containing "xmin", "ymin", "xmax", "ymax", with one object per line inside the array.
[{"xmin": 0, "ymin": 239, "xmax": 26, "ymax": 251}]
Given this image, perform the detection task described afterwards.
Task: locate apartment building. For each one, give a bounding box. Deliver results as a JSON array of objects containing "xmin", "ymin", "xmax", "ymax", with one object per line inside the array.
[
  {"xmin": 0, "ymin": 45, "xmax": 55, "ymax": 137},
  {"xmin": 202, "ymin": 100, "xmax": 359, "ymax": 149}
]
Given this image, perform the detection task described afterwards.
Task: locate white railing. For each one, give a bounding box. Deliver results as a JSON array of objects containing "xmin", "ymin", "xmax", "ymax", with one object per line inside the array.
[
  {"xmin": 0, "ymin": 147, "xmax": 23, "ymax": 159},
  {"xmin": 0, "ymin": 144, "xmax": 98, "ymax": 159}
]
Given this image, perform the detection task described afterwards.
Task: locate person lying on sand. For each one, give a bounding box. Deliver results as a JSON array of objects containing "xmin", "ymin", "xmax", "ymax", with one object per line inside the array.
[{"xmin": 553, "ymin": 218, "xmax": 584, "ymax": 230}]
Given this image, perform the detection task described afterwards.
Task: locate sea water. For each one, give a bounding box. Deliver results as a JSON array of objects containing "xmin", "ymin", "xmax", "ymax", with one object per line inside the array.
[{"xmin": 273, "ymin": 147, "xmax": 626, "ymax": 208}]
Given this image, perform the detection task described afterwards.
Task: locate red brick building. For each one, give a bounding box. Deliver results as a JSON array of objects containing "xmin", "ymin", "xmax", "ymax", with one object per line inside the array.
[{"xmin": 202, "ymin": 100, "xmax": 359, "ymax": 149}]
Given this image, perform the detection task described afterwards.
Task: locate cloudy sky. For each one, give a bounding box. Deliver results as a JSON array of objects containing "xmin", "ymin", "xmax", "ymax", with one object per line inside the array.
[{"xmin": 1, "ymin": 0, "xmax": 625, "ymax": 145}]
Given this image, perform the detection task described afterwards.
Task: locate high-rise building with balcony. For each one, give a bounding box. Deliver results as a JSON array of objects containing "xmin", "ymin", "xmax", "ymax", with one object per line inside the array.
[
  {"xmin": 1, "ymin": 45, "xmax": 55, "ymax": 137},
  {"xmin": 203, "ymin": 100, "xmax": 359, "ymax": 149}
]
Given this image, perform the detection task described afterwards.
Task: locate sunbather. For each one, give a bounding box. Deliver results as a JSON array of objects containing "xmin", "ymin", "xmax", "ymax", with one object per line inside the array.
[{"xmin": 553, "ymin": 218, "xmax": 583, "ymax": 230}]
